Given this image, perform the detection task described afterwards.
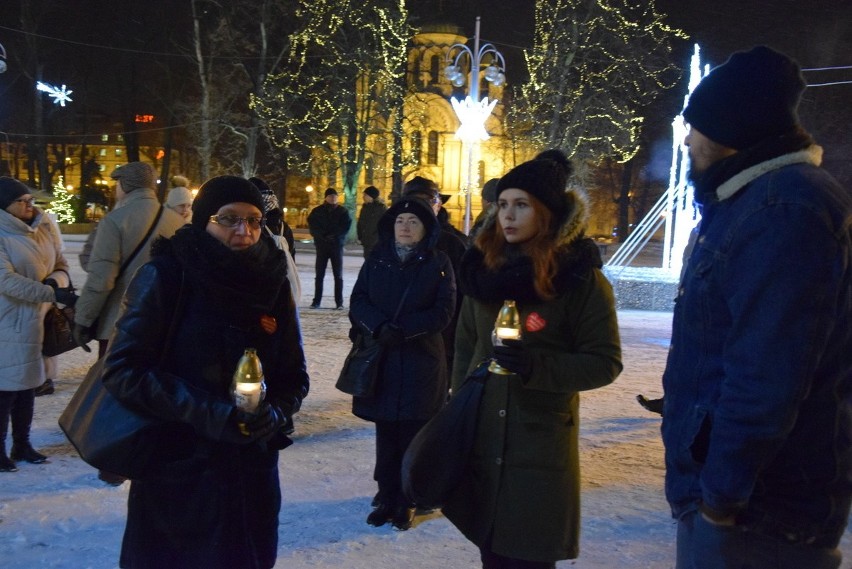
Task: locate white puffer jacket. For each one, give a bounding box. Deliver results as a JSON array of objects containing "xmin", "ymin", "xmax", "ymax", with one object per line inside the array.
[{"xmin": 0, "ymin": 209, "xmax": 69, "ymax": 390}]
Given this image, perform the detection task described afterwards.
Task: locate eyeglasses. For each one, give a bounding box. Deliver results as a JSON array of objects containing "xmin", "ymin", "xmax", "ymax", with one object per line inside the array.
[
  {"xmin": 208, "ymin": 214, "xmax": 264, "ymax": 229},
  {"xmin": 13, "ymin": 197, "xmax": 36, "ymax": 206}
]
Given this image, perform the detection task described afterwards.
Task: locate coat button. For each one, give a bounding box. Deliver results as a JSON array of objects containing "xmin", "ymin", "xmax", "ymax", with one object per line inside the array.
[
  {"xmin": 495, "ymin": 457, "xmax": 503, "ymax": 465},
  {"xmin": 498, "ymin": 410, "xmax": 506, "ymax": 418}
]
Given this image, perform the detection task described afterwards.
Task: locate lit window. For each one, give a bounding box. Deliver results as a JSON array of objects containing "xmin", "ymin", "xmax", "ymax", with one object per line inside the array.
[
  {"xmin": 101, "ymin": 134, "xmax": 108, "ymax": 142},
  {"xmin": 99, "ymin": 148, "xmax": 107, "ymax": 157},
  {"xmin": 115, "ymin": 148, "xmax": 123, "ymax": 156},
  {"xmin": 427, "ymin": 131, "xmax": 439, "ymax": 165}
]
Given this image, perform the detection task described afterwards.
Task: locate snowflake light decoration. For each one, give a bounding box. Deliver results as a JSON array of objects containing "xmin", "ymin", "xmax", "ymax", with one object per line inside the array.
[{"xmin": 36, "ymin": 81, "xmax": 73, "ymax": 107}]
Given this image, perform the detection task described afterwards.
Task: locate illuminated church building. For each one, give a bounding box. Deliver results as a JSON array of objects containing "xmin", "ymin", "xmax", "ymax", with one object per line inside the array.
[{"xmin": 363, "ymin": 22, "xmax": 533, "ymax": 231}]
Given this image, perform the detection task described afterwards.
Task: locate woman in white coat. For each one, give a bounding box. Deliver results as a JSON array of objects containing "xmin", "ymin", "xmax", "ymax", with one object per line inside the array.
[{"xmin": 0, "ymin": 177, "xmax": 76, "ymax": 472}]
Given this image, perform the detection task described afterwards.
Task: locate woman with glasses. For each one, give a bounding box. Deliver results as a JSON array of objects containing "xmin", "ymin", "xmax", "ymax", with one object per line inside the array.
[
  {"xmin": 100, "ymin": 175, "xmax": 309, "ymax": 568},
  {"xmin": 0, "ymin": 177, "xmax": 76, "ymax": 472}
]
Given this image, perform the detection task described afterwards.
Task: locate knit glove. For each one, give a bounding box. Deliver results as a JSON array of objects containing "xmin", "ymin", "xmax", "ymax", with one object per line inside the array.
[{"xmin": 492, "ymin": 339, "xmax": 533, "ymax": 376}]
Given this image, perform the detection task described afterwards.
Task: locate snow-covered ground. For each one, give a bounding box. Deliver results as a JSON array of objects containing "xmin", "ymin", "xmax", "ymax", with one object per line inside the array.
[{"xmin": 1, "ymin": 238, "xmax": 850, "ymax": 568}]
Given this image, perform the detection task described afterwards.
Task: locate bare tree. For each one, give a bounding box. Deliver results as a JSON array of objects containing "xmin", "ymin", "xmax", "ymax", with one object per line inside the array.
[
  {"xmin": 509, "ymin": 0, "xmax": 685, "ymax": 240},
  {"xmin": 253, "ymin": 0, "xmax": 411, "ymax": 226},
  {"xmin": 514, "ymin": 0, "xmax": 685, "ymax": 163}
]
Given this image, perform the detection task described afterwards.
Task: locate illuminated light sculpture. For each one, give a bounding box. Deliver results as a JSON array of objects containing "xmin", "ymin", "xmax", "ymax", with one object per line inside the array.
[
  {"xmin": 444, "ymin": 16, "xmax": 506, "ymax": 234},
  {"xmin": 605, "ymin": 44, "xmax": 707, "ymax": 276},
  {"xmin": 0, "ymin": 42, "xmax": 7, "ymax": 73},
  {"xmin": 36, "ymin": 81, "xmax": 74, "ymax": 107}
]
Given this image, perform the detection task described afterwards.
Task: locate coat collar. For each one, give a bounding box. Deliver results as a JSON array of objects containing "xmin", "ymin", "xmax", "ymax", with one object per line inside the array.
[
  {"xmin": 716, "ymin": 145, "xmax": 823, "ymax": 201},
  {"xmin": 0, "ymin": 208, "xmax": 45, "ymax": 234}
]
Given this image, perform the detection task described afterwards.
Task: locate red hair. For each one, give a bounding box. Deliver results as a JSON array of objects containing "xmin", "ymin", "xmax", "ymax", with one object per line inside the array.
[{"xmin": 475, "ymin": 195, "xmax": 560, "ymax": 300}]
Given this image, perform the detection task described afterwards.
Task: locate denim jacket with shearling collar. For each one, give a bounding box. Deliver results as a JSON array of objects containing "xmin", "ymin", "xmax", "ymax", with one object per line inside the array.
[{"xmin": 661, "ymin": 145, "xmax": 852, "ymax": 545}]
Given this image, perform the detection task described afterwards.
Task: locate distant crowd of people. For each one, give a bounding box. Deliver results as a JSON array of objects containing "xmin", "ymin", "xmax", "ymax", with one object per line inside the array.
[{"xmin": 0, "ymin": 44, "xmax": 850, "ymax": 569}]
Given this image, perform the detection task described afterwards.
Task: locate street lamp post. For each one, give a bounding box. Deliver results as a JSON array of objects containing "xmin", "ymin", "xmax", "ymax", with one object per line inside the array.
[{"xmin": 444, "ymin": 16, "xmax": 506, "ymax": 234}]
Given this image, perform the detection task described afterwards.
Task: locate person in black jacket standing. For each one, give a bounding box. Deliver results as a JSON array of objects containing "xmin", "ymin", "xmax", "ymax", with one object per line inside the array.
[
  {"xmin": 356, "ymin": 186, "xmax": 386, "ymax": 259},
  {"xmin": 101, "ymin": 175, "xmax": 309, "ymax": 569},
  {"xmin": 349, "ymin": 196, "xmax": 456, "ymax": 531},
  {"xmin": 307, "ymin": 188, "xmax": 351, "ymax": 309}
]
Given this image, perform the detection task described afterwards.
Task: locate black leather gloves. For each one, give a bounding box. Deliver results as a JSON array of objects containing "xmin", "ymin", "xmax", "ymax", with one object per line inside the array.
[
  {"xmin": 375, "ymin": 322, "xmax": 404, "ymax": 347},
  {"xmin": 72, "ymin": 323, "xmax": 94, "ymax": 353},
  {"xmin": 54, "ymin": 288, "xmax": 78, "ymax": 307},
  {"xmin": 45, "ymin": 278, "xmax": 78, "ymax": 307},
  {"xmin": 229, "ymin": 401, "xmax": 288, "ymax": 444},
  {"xmin": 492, "ymin": 339, "xmax": 533, "ymax": 377}
]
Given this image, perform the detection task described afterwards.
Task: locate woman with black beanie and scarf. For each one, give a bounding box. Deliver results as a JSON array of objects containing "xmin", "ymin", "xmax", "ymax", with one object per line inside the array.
[
  {"xmin": 441, "ymin": 150, "xmax": 622, "ymax": 568},
  {"xmin": 100, "ymin": 175, "xmax": 309, "ymax": 569}
]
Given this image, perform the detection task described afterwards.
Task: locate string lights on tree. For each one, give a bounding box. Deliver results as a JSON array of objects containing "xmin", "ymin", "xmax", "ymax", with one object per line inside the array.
[
  {"xmin": 512, "ymin": 0, "xmax": 686, "ymax": 163},
  {"xmin": 45, "ymin": 177, "xmax": 76, "ymax": 224}
]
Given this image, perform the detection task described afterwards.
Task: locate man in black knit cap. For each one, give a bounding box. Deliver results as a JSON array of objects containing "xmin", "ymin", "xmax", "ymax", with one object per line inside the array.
[{"xmin": 661, "ymin": 46, "xmax": 852, "ymax": 569}]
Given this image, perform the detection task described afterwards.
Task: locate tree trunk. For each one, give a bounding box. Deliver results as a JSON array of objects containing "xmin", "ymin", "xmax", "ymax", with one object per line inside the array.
[{"xmin": 617, "ymin": 158, "xmax": 634, "ymax": 243}]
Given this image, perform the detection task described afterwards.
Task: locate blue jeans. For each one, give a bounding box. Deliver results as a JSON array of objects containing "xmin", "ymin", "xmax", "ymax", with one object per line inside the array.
[{"xmin": 676, "ymin": 511, "xmax": 842, "ymax": 569}]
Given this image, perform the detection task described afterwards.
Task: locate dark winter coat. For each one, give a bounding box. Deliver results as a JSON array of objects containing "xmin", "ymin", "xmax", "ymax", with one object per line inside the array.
[
  {"xmin": 349, "ymin": 198, "xmax": 456, "ymax": 422},
  {"xmin": 441, "ymin": 191, "xmax": 622, "ymax": 563},
  {"xmin": 307, "ymin": 202, "xmax": 351, "ymax": 248},
  {"xmin": 662, "ymin": 142, "xmax": 852, "ymax": 548},
  {"xmin": 356, "ymin": 200, "xmax": 387, "ymax": 258},
  {"xmin": 101, "ymin": 226, "xmax": 309, "ymax": 569}
]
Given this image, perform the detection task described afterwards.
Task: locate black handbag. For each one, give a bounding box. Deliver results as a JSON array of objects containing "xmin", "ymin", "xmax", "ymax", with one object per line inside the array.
[
  {"xmin": 42, "ymin": 303, "xmax": 77, "ymax": 357},
  {"xmin": 401, "ymin": 360, "xmax": 490, "ymax": 509},
  {"xmin": 58, "ymin": 271, "xmax": 192, "ymax": 480},
  {"xmin": 335, "ymin": 275, "xmax": 417, "ymax": 398},
  {"xmin": 335, "ymin": 332, "xmax": 384, "ymax": 397}
]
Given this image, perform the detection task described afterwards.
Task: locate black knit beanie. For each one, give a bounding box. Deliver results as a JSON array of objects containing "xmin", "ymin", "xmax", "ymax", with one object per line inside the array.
[
  {"xmin": 364, "ymin": 186, "xmax": 380, "ymax": 199},
  {"xmin": 495, "ymin": 149, "xmax": 573, "ymax": 226},
  {"xmin": 191, "ymin": 175, "xmax": 265, "ymax": 229},
  {"xmin": 481, "ymin": 178, "xmax": 499, "ymax": 203},
  {"xmin": 0, "ymin": 177, "xmax": 30, "ymax": 210},
  {"xmin": 683, "ymin": 45, "xmax": 806, "ymax": 151},
  {"xmin": 110, "ymin": 161, "xmax": 156, "ymax": 193}
]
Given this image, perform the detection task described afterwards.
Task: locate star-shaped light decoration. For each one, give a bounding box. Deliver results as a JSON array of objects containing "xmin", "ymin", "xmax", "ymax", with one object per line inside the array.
[
  {"xmin": 36, "ymin": 81, "xmax": 74, "ymax": 107},
  {"xmin": 450, "ymin": 96, "xmax": 498, "ymax": 143}
]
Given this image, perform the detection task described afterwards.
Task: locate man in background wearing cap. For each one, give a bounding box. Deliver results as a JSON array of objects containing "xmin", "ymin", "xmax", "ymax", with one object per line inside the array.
[
  {"xmin": 356, "ymin": 186, "xmax": 386, "ymax": 259},
  {"xmin": 72, "ymin": 162, "xmax": 185, "ymax": 360},
  {"xmin": 661, "ymin": 46, "xmax": 852, "ymax": 568},
  {"xmin": 307, "ymin": 188, "xmax": 351, "ymax": 309}
]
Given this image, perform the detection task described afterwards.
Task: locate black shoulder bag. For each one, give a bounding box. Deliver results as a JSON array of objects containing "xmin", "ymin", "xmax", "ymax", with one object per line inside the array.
[
  {"xmin": 335, "ymin": 278, "xmax": 416, "ymax": 398},
  {"xmin": 58, "ymin": 270, "xmax": 193, "ymax": 480}
]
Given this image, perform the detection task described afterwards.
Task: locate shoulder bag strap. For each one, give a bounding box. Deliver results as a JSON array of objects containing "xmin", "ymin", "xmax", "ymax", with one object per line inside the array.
[
  {"xmin": 117, "ymin": 205, "xmax": 164, "ymax": 282},
  {"xmin": 391, "ymin": 265, "xmax": 421, "ymax": 323}
]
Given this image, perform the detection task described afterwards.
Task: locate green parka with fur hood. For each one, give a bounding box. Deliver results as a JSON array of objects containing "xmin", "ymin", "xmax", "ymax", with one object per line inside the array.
[{"xmin": 441, "ymin": 187, "xmax": 622, "ymax": 562}]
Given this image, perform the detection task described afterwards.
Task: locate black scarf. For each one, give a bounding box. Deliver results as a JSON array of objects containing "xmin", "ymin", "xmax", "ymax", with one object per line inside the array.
[
  {"xmin": 693, "ymin": 128, "xmax": 814, "ymax": 206},
  {"xmin": 161, "ymin": 226, "xmax": 288, "ymax": 313},
  {"xmin": 458, "ymin": 238, "xmax": 602, "ymax": 304}
]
